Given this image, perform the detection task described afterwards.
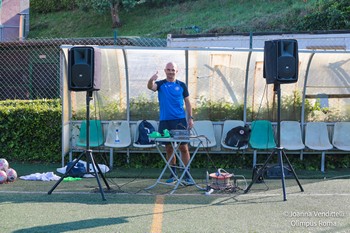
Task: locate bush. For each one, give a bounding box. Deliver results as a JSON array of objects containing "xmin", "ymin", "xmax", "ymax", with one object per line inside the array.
[
  {"xmin": 194, "ymin": 97, "xmax": 245, "ymax": 121},
  {"xmin": 31, "ymin": 0, "xmax": 78, "ymax": 13},
  {"xmin": 298, "ymin": 0, "xmax": 350, "ymax": 31},
  {"xmin": 0, "ymin": 99, "xmax": 62, "ymax": 162}
]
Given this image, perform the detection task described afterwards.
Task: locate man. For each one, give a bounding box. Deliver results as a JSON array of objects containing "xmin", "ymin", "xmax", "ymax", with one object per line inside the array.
[{"xmin": 147, "ymin": 62, "xmax": 194, "ymax": 185}]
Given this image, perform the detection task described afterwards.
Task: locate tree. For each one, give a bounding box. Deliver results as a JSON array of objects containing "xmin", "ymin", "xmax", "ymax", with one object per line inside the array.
[{"xmin": 86, "ymin": 0, "xmax": 142, "ymax": 28}]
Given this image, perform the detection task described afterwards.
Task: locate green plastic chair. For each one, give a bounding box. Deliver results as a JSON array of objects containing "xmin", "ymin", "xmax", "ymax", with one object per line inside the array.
[
  {"xmin": 76, "ymin": 120, "xmax": 105, "ymax": 148},
  {"xmin": 249, "ymin": 120, "xmax": 276, "ymax": 167}
]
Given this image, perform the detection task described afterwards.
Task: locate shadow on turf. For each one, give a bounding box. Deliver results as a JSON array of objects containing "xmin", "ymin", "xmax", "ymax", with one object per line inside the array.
[
  {"xmin": 9, "ymin": 194, "xmax": 303, "ymax": 233},
  {"xmin": 12, "ymin": 217, "xmax": 128, "ymax": 233}
]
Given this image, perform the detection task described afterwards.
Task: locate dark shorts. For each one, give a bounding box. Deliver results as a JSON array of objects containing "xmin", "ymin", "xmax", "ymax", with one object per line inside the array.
[{"xmin": 158, "ymin": 118, "xmax": 188, "ymax": 144}]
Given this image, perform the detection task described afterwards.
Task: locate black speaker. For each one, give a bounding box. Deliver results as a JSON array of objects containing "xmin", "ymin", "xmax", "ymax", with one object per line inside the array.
[
  {"xmin": 68, "ymin": 46, "xmax": 100, "ymax": 91},
  {"xmin": 252, "ymin": 164, "xmax": 265, "ymax": 183},
  {"xmin": 263, "ymin": 39, "xmax": 299, "ymax": 84}
]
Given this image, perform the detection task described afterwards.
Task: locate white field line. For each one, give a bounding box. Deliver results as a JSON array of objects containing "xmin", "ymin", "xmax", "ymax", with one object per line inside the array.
[{"xmin": 1, "ymin": 190, "xmax": 350, "ymax": 197}]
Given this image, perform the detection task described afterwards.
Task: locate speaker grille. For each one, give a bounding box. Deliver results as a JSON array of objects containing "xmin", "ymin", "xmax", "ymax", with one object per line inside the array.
[
  {"xmin": 71, "ymin": 64, "xmax": 92, "ymax": 89},
  {"xmin": 68, "ymin": 47, "xmax": 99, "ymax": 92},
  {"xmin": 278, "ymin": 56, "xmax": 296, "ymax": 80}
]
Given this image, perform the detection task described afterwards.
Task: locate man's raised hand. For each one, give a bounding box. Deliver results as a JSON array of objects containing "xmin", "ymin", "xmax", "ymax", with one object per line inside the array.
[{"xmin": 151, "ymin": 71, "xmax": 159, "ymax": 81}]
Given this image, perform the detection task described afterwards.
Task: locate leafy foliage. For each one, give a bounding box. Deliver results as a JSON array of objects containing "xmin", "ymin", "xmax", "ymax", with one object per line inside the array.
[
  {"xmin": 78, "ymin": 0, "xmax": 141, "ymax": 12},
  {"xmin": 297, "ymin": 0, "xmax": 350, "ymax": 31},
  {"xmin": 0, "ymin": 99, "xmax": 62, "ymax": 162},
  {"xmin": 30, "ymin": 0, "xmax": 194, "ymax": 13},
  {"xmin": 30, "ymin": 0, "xmax": 78, "ymax": 13},
  {"xmin": 129, "ymin": 96, "xmax": 159, "ymax": 121},
  {"xmin": 194, "ymin": 96, "xmax": 245, "ymax": 121}
]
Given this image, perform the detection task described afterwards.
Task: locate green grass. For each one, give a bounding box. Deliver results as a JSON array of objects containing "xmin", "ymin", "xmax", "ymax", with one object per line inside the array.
[
  {"xmin": 10, "ymin": 162, "xmax": 350, "ymax": 180},
  {"xmin": 1, "ymin": 170, "xmax": 350, "ymax": 232},
  {"xmin": 28, "ymin": 0, "xmax": 320, "ymax": 39}
]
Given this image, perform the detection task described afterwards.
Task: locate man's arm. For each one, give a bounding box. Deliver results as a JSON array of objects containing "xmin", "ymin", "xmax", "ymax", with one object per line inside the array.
[
  {"xmin": 184, "ymin": 96, "xmax": 194, "ymax": 129},
  {"xmin": 147, "ymin": 71, "xmax": 158, "ymax": 91}
]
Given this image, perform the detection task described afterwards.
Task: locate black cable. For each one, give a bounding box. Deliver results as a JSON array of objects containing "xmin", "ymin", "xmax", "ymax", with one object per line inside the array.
[{"xmin": 89, "ymin": 91, "xmax": 126, "ymax": 192}]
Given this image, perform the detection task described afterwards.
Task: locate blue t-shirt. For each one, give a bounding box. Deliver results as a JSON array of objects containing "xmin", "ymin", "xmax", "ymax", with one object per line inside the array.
[{"xmin": 156, "ymin": 79, "xmax": 189, "ymax": 121}]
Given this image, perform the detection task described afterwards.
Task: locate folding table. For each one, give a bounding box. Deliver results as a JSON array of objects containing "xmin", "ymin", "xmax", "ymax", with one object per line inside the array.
[{"xmin": 145, "ymin": 137, "xmax": 205, "ymax": 194}]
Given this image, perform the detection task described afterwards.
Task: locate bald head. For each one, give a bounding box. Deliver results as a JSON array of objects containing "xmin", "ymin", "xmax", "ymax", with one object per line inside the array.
[{"xmin": 164, "ymin": 62, "xmax": 178, "ymax": 81}]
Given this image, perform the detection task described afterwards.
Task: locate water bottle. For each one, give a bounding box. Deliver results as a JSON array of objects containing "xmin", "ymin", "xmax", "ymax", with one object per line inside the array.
[
  {"xmin": 205, "ymin": 171, "xmax": 214, "ymax": 195},
  {"xmin": 115, "ymin": 129, "xmax": 120, "ymax": 143}
]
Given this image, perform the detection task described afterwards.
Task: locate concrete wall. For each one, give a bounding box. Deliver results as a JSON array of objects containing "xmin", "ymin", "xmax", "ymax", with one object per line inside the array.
[{"xmin": 167, "ymin": 32, "xmax": 350, "ymax": 50}]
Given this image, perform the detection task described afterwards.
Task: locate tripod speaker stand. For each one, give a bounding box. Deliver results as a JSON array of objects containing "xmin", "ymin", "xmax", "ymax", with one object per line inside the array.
[
  {"xmin": 48, "ymin": 91, "xmax": 110, "ymax": 201},
  {"xmin": 244, "ymin": 84, "xmax": 304, "ymax": 201}
]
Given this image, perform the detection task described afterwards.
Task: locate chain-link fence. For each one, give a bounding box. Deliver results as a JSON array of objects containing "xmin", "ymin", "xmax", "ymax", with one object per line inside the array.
[
  {"xmin": 0, "ymin": 37, "xmax": 166, "ymax": 100},
  {"xmin": 1, "ymin": 35, "xmax": 350, "ymax": 123}
]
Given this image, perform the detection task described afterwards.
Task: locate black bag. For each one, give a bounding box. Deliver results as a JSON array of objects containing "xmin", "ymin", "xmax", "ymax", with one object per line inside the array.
[
  {"xmin": 224, "ymin": 125, "xmax": 251, "ymax": 148},
  {"xmin": 66, "ymin": 161, "xmax": 86, "ymax": 178},
  {"xmin": 137, "ymin": 120, "xmax": 156, "ymax": 145}
]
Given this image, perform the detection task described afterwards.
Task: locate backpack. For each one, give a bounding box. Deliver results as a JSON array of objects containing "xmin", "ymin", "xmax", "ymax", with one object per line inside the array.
[
  {"xmin": 224, "ymin": 125, "xmax": 251, "ymax": 148},
  {"xmin": 137, "ymin": 120, "xmax": 156, "ymax": 145},
  {"xmin": 66, "ymin": 161, "xmax": 86, "ymax": 178}
]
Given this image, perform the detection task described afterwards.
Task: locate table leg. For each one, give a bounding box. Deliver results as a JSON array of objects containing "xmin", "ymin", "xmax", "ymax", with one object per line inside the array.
[
  {"xmin": 145, "ymin": 141, "xmax": 180, "ymax": 190},
  {"xmin": 170, "ymin": 141, "xmax": 205, "ymax": 194}
]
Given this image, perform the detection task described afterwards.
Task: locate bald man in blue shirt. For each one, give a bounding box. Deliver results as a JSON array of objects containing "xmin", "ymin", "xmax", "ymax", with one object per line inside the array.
[{"xmin": 148, "ymin": 62, "xmax": 194, "ymax": 185}]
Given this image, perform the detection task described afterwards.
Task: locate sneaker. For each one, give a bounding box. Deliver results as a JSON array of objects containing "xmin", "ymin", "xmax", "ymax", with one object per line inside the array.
[
  {"xmin": 165, "ymin": 176, "xmax": 177, "ymax": 184},
  {"xmin": 183, "ymin": 178, "xmax": 195, "ymax": 186}
]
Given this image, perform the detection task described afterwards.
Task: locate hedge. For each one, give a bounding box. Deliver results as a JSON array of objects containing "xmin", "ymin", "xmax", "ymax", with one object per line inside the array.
[
  {"xmin": 1, "ymin": 98, "xmax": 349, "ymax": 171},
  {"xmin": 0, "ymin": 99, "xmax": 62, "ymax": 163}
]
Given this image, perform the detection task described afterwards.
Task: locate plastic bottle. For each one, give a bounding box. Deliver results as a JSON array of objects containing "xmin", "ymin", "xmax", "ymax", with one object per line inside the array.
[
  {"xmin": 115, "ymin": 129, "xmax": 120, "ymax": 143},
  {"xmin": 205, "ymin": 171, "xmax": 214, "ymax": 196},
  {"xmin": 205, "ymin": 171, "xmax": 214, "ymax": 195}
]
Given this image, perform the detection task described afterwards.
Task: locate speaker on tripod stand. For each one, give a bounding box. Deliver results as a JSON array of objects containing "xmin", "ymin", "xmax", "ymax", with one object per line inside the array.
[
  {"xmin": 48, "ymin": 46, "xmax": 110, "ymax": 201},
  {"xmin": 245, "ymin": 39, "xmax": 304, "ymax": 201}
]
